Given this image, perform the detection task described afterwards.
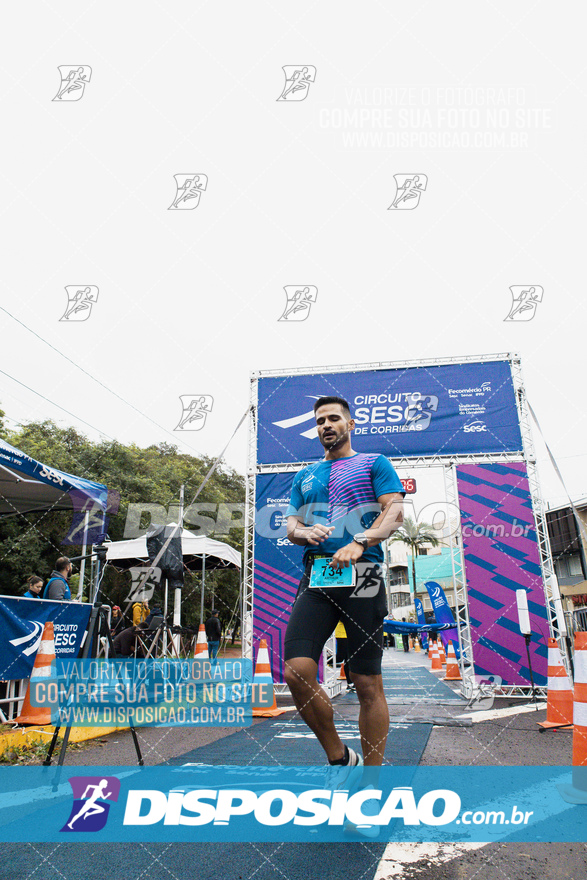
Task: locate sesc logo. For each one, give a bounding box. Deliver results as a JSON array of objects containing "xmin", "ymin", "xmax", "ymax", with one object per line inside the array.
[{"xmin": 463, "ymin": 421, "xmax": 487, "ymax": 433}]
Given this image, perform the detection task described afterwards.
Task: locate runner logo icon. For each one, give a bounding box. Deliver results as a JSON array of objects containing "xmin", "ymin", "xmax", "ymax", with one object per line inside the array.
[
  {"xmin": 175, "ymin": 395, "xmax": 214, "ymax": 431},
  {"xmin": 169, "ymin": 174, "xmax": 208, "ymax": 210},
  {"xmin": 388, "ymin": 174, "xmax": 428, "ymax": 210},
  {"xmin": 277, "ymin": 66, "xmax": 316, "ymax": 101},
  {"xmin": 52, "ymin": 66, "xmax": 92, "ymax": 101},
  {"xmin": 60, "ymin": 286, "xmax": 99, "ymax": 322},
  {"xmin": 61, "ymin": 776, "xmax": 121, "ymax": 832},
  {"xmin": 278, "ymin": 286, "xmax": 318, "ymax": 322},
  {"xmin": 504, "ymin": 286, "xmax": 543, "ymax": 322}
]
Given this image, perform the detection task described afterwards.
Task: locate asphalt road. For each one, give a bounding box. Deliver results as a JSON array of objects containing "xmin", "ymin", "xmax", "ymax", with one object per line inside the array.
[{"xmin": 3, "ymin": 648, "xmax": 585, "ymax": 880}]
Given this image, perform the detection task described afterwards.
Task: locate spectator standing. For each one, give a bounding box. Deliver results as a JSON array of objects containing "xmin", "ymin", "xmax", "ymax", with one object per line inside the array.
[
  {"xmin": 205, "ymin": 610, "xmax": 222, "ymax": 660},
  {"xmin": 43, "ymin": 557, "xmax": 72, "ymax": 601},
  {"xmin": 23, "ymin": 576, "xmax": 43, "ymax": 599},
  {"xmin": 110, "ymin": 606, "xmax": 126, "ymax": 635},
  {"xmin": 132, "ymin": 599, "xmax": 149, "ymax": 626}
]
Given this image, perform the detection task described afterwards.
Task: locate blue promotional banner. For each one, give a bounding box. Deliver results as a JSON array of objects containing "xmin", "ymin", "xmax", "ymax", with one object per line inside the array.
[
  {"xmin": 257, "ymin": 360, "xmax": 522, "ymax": 464},
  {"xmin": 0, "ymin": 596, "xmax": 92, "ymax": 680},
  {"xmin": 414, "ymin": 597, "xmax": 428, "ymax": 652},
  {"xmin": 424, "ymin": 581, "xmax": 461, "ymax": 659},
  {"xmin": 0, "ymin": 766, "xmax": 585, "ymax": 842},
  {"xmin": 253, "ymin": 472, "xmax": 301, "ymax": 684}
]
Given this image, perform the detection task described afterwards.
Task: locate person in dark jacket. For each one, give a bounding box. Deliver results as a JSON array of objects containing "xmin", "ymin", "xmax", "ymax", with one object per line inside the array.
[
  {"xmin": 205, "ymin": 610, "xmax": 222, "ymax": 660},
  {"xmin": 43, "ymin": 557, "xmax": 73, "ymax": 600},
  {"xmin": 110, "ymin": 606, "xmax": 126, "ymax": 635},
  {"xmin": 23, "ymin": 575, "xmax": 43, "ymax": 599}
]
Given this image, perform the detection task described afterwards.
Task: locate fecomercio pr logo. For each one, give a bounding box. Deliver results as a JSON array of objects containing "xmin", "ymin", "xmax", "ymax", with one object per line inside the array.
[{"xmin": 448, "ymin": 382, "xmax": 491, "ymax": 398}]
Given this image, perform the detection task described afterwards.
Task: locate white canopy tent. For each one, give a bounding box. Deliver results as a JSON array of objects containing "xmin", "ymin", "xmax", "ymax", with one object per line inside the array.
[
  {"xmin": 104, "ymin": 527, "xmax": 241, "ymax": 638},
  {"xmin": 105, "ymin": 529, "xmax": 241, "ymax": 571}
]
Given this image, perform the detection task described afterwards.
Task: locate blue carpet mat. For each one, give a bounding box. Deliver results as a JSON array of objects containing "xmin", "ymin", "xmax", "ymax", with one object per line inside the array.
[{"xmin": 169, "ymin": 713, "xmax": 432, "ymax": 766}]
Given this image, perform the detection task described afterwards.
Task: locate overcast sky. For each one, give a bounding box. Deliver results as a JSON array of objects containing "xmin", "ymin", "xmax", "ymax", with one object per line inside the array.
[{"xmin": 1, "ymin": 2, "xmax": 585, "ymax": 516}]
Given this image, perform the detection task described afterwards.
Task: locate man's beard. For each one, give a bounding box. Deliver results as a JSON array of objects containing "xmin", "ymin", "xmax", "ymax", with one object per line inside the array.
[{"xmin": 321, "ymin": 428, "xmax": 348, "ymax": 451}]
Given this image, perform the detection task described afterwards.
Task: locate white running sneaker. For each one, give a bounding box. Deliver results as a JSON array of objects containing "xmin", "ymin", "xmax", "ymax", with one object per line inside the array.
[
  {"xmin": 324, "ymin": 746, "xmax": 363, "ymax": 792},
  {"xmin": 344, "ymin": 784, "xmax": 381, "ymax": 839}
]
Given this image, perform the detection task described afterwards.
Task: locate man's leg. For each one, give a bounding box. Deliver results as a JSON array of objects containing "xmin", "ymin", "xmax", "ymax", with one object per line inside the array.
[
  {"xmin": 352, "ymin": 673, "xmax": 389, "ymax": 765},
  {"xmin": 284, "ymin": 657, "xmax": 345, "ymax": 761}
]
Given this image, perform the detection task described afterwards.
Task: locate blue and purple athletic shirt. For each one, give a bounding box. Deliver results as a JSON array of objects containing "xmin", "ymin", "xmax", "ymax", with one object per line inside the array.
[{"xmin": 286, "ymin": 453, "xmax": 404, "ymax": 564}]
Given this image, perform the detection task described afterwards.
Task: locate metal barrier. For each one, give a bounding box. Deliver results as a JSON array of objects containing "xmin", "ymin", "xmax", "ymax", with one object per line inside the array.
[
  {"xmin": 0, "ymin": 679, "xmax": 27, "ymax": 723},
  {"xmin": 574, "ymin": 607, "xmax": 587, "ymax": 632}
]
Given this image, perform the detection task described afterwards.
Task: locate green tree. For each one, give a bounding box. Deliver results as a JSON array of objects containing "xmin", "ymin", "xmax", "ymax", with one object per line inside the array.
[
  {"xmin": 390, "ymin": 517, "xmax": 440, "ymax": 593},
  {"xmin": 0, "ymin": 418, "xmax": 245, "ymax": 627}
]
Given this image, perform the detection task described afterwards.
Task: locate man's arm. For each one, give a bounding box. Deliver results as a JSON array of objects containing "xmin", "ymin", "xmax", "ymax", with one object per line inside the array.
[
  {"xmin": 330, "ymin": 492, "xmax": 404, "ymax": 568},
  {"xmin": 286, "ymin": 516, "xmax": 334, "ymax": 547},
  {"xmin": 358, "ymin": 491, "xmax": 404, "ymax": 546}
]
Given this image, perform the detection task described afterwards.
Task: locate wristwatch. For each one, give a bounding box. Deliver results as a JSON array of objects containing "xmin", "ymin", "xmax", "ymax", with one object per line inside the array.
[{"xmin": 353, "ymin": 533, "xmax": 369, "ymax": 549}]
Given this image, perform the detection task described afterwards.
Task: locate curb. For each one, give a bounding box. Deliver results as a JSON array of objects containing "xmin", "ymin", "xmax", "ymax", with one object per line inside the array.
[{"xmin": 0, "ymin": 724, "xmax": 129, "ymax": 757}]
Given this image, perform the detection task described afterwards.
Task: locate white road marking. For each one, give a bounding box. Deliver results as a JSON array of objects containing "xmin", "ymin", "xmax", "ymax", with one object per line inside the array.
[
  {"xmin": 375, "ymin": 842, "xmax": 488, "ymax": 878},
  {"xmin": 456, "ymin": 702, "xmax": 546, "ymax": 722}
]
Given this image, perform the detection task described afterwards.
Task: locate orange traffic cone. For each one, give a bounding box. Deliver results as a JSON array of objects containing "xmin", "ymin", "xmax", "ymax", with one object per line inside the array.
[
  {"xmin": 538, "ymin": 638, "xmax": 573, "ymax": 731},
  {"xmin": 558, "ymin": 633, "xmax": 587, "ymax": 803},
  {"xmin": 194, "ymin": 624, "xmax": 209, "ymax": 658},
  {"xmin": 414, "ymin": 638, "xmax": 421, "ymax": 653},
  {"xmin": 16, "ymin": 621, "xmax": 58, "ymax": 725},
  {"xmin": 443, "ymin": 642, "xmax": 462, "ymax": 681},
  {"xmin": 252, "ymin": 639, "xmax": 285, "ymax": 718},
  {"xmin": 430, "ymin": 643, "xmax": 442, "ymax": 672},
  {"xmin": 338, "ymin": 663, "xmax": 346, "ymax": 680},
  {"xmin": 438, "ymin": 642, "xmax": 446, "ymax": 666}
]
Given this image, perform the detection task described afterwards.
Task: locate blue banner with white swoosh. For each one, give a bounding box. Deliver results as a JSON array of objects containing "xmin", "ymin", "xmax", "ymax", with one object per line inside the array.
[
  {"xmin": 257, "ymin": 360, "xmax": 522, "ymax": 464},
  {"xmin": 0, "ymin": 596, "xmax": 92, "ymax": 680}
]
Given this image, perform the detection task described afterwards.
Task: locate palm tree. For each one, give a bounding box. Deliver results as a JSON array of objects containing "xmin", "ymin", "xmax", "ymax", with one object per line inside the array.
[{"xmin": 390, "ymin": 517, "xmax": 440, "ymax": 594}]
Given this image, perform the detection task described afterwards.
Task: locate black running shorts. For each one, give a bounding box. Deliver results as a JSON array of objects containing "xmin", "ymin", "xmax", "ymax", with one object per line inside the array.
[{"xmin": 284, "ymin": 558, "xmax": 388, "ymax": 676}]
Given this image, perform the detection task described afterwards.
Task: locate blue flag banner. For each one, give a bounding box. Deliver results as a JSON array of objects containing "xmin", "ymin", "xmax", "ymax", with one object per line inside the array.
[
  {"xmin": 414, "ymin": 598, "xmax": 428, "ymax": 652},
  {"xmin": 0, "ymin": 765, "xmax": 585, "ymax": 843},
  {"xmin": 424, "ymin": 581, "xmax": 461, "ymax": 659},
  {"xmin": 383, "ymin": 618, "xmax": 454, "ymax": 635},
  {"xmin": 0, "ymin": 596, "xmax": 92, "ymax": 680}
]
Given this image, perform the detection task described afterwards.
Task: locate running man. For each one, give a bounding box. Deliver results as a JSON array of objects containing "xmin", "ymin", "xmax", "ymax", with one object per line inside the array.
[
  {"xmin": 171, "ymin": 175, "xmax": 204, "ymax": 209},
  {"xmin": 63, "ymin": 287, "xmax": 92, "ymax": 320},
  {"xmin": 389, "ymin": 174, "xmax": 424, "ymax": 208},
  {"xmin": 505, "ymin": 286, "xmax": 539, "ymax": 321},
  {"xmin": 284, "ymin": 396, "xmax": 404, "ymax": 825},
  {"xmin": 278, "ymin": 67, "xmax": 312, "ymax": 100},
  {"xmin": 178, "ymin": 396, "xmax": 207, "ymax": 429},
  {"xmin": 67, "ymin": 779, "xmax": 112, "ymax": 829},
  {"xmin": 55, "ymin": 67, "xmax": 87, "ymax": 100},
  {"xmin": 281, "ymin": 286, "xmax": 313, "ymax": 321}
]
